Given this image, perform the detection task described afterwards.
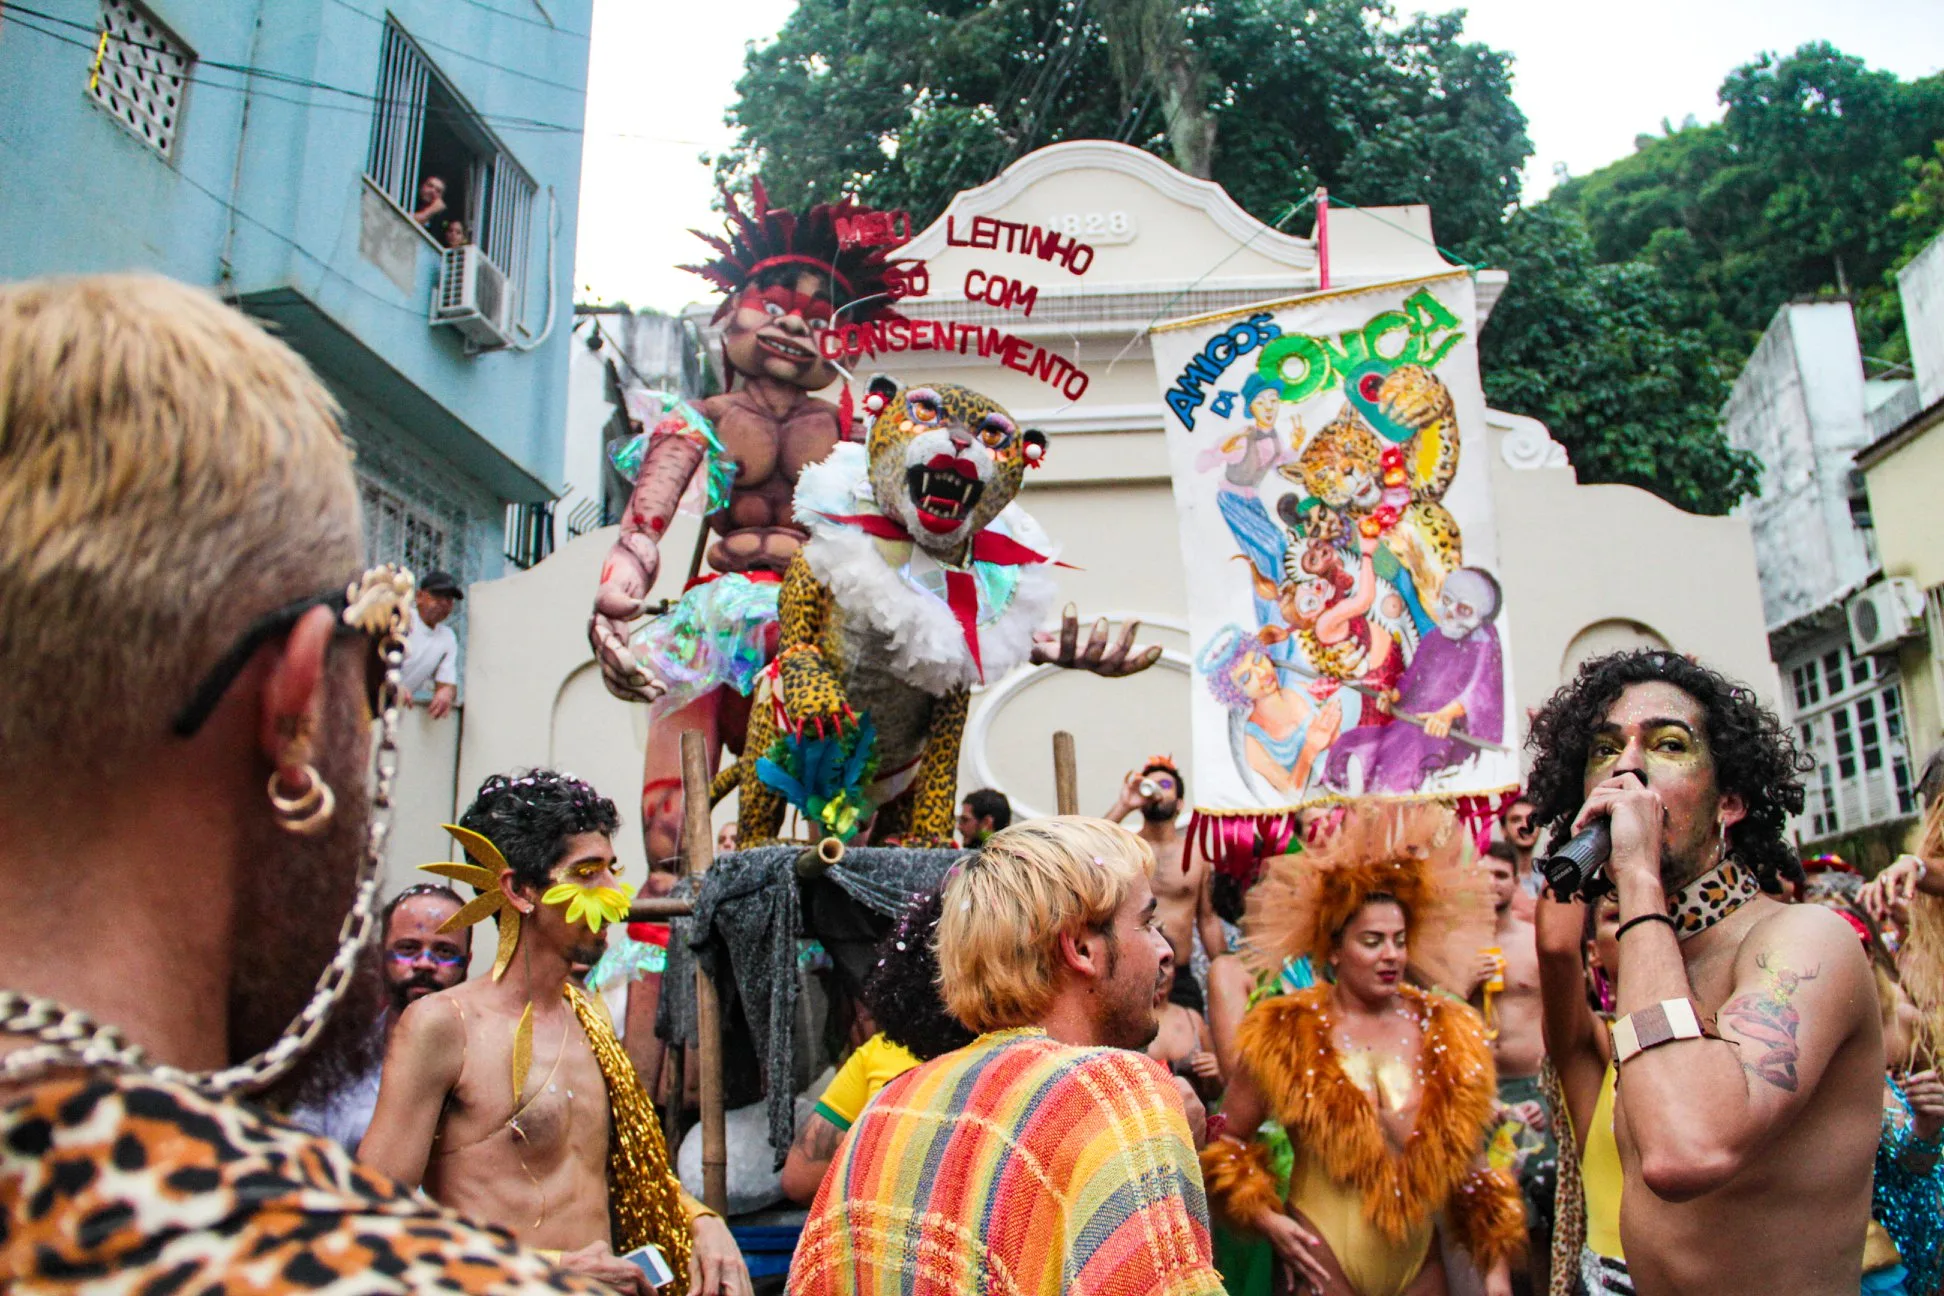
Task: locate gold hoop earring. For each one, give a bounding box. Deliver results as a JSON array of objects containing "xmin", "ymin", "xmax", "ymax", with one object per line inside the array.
[{"xmin": 269, "ymin": 765, "xmax": 336, "ymax": 836}]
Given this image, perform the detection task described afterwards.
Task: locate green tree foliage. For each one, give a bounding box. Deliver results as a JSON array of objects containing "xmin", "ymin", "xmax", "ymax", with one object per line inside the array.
[
  {"xmin": 1478, "ymin": 205, "xmax": 1759, "ymax": 514},
  {"xmin": 1552, "ymin": 44, "xmax": 1944, "ymax": 363},
  {"xmin": 718, "ymin": 9, "xmax": 1944, "ymax": 517},
  {"xmin": 715, "ymin": 0, "xmax": 1530, "ymax": 250}
]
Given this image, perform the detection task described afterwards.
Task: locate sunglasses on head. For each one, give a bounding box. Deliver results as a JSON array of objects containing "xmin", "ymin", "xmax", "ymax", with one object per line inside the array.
[{"xmin": 170, "ymin": 569, "xmax": 411, "ymax": 738}]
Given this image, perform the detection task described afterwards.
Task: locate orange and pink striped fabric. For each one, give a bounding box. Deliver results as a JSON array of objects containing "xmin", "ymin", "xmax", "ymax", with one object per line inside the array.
[{"xmin": 788, "ymin": 1027, "xmax": 1224, "ymax": 1296}]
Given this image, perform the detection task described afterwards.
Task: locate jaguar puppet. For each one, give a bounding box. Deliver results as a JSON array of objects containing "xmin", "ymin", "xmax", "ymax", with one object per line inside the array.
[{"xmin": 727, "ymin": 381, "xmax": 1159, "ymax": 845}]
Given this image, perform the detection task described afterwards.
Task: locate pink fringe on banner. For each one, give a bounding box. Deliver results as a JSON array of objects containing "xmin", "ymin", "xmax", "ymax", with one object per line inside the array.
[{"xmin": 1189, "ymin": 788, "xmax": 1521, "ymax": 886}]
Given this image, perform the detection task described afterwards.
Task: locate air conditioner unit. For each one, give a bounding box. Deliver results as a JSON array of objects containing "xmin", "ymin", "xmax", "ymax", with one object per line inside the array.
[
  {"xmin": 432, "ymin": 245, "xmax": 513, "ymax": 349},
  {"xmin": 1847, "ymin": 577, "xmax": 1923, "ymax": 656}
]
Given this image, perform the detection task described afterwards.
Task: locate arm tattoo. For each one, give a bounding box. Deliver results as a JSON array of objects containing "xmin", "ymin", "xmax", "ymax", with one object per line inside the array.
[
  {"xmin": 1718, "ymin": 953, "xmax": 1820, "ymax": 1092},
  {"xmin": 792, "ymin": 1113, "xmax": 845, "ymax": 1161}
]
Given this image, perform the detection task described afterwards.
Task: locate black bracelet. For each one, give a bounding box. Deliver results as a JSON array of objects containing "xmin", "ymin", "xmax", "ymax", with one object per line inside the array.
[{"xmin": 1617, "ymin": 911, "xmax": 1677, "ymax": 940}]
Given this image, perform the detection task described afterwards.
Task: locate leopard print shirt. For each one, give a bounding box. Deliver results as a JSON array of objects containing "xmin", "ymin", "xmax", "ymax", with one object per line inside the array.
[{"xmin": 1, "ymin": 1075, "xmax": 608, "ymax": 1293}]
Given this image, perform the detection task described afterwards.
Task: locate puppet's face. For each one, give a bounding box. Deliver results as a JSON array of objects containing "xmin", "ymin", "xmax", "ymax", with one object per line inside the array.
[
  {"xmin": 1300, "ymin": 540, "xmax": 1342, "ymax": 581},
  {"xmin": 720, "ymin": 269, "xmax": 838, "ymax": 390},
  {"xmin": 868, "ymin": 383, "xmax": 1032, "ymax": 554}
]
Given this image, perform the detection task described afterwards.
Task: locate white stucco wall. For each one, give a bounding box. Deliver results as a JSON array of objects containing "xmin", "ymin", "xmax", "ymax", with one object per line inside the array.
[
  {"xmin": 1724, "ymin": 302, "xmax": 1876, "ymax": 630},
  {"xmin": 1899, "ymin": 231, "xmax": 1944, "ymax": 409}
]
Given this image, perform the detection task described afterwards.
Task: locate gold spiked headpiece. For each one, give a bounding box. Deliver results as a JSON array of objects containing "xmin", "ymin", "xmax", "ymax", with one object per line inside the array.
[{"xmin": 420, "ymin": 824, "xmax": 523, "ymax": 981}]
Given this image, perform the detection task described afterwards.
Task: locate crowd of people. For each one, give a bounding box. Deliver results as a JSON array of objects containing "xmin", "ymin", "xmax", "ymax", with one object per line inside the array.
[{"xmin": 2, "ymin": 274, "xmax": 1940, "ymax": 1296}]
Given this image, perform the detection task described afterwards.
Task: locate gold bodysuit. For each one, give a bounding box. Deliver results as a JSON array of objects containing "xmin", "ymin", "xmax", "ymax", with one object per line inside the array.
[{"xmin": 1288, "ymin": 1046, "xmax": 1433, "ymax": 1296}]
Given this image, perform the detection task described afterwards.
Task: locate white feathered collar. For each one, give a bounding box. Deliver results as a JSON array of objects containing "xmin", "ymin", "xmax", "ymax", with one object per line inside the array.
[{"xmin": 792, "ymin": 443, "xmax": 1060, "ymax": 696}]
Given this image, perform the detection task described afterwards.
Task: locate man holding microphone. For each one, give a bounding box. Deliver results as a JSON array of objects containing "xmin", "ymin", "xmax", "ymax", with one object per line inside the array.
[{"xmin": 1523, "ymin": 650, "xmax": 1883, "ymax": 1295}]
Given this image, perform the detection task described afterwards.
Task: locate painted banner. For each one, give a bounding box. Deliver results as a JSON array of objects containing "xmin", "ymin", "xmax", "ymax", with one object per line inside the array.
[{"xmin": 1149, "ymin": 272, "xmax": 1517, "ymax": 847}]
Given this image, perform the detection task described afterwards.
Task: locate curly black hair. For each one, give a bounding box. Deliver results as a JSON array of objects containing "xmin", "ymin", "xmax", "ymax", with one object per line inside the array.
[
  {"xmin": 458, "ymin": 769, "xmax": 622, "ymax": 893},
  {"xmin": 863, "ymin": 888, "xmax": 975, "ymax": 1063},
  {"xmin": 1525, "ymin": 650, "xmax": 1809, "ymax": 888}
]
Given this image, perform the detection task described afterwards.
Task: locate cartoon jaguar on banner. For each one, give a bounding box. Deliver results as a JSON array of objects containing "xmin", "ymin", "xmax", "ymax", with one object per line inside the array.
[{"xmin": 1149, "ymin": 272, "xmax": 1516, "ymax": 863}]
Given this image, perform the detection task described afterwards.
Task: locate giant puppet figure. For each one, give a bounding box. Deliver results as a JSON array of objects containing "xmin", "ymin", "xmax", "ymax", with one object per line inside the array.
[
  {"xmin": 592, "ymin": 188, "xmax": 1156, "ymax": 857},
  {"xmin": 589, "ymin": 185, "xmax": 906, "ymax": 862}
]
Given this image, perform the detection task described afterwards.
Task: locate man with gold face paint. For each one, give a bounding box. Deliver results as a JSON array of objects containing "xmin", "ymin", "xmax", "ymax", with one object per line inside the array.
[
  {"xmin": 1525, "ymin": 651, "xmax": 1882, "ymax": 1296},
  {"xmin": 360, "ymin": 770, "xmax": 752, "ymax": 1296}
]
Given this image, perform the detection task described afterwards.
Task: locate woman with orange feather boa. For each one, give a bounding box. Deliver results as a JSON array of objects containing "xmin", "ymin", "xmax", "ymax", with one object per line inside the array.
[{"xmin": 1202, "ymin": 804, "xmax": 1525, "ymax": 1296}]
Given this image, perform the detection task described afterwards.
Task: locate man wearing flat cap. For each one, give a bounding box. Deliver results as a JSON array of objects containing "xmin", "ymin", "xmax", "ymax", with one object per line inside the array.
[{"xmin": 401, "ymin": 568, "xmax": 463, "ymax": 718}]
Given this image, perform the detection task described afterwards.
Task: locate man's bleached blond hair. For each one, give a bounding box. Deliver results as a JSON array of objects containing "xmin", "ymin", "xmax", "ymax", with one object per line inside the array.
[
  {"xmin": 937, "ymin": 816, "xmax": 1154, "ymax": 1033},
  {"xmin": 0, "ymin": 274, "xmax": 361, "ymax": 786}
]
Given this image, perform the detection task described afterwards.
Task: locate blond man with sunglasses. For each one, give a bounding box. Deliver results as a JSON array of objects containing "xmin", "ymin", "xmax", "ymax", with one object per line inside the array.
[{"xmin": 0, "ymin": 275, "xmax": 607, "ymax": 1293}]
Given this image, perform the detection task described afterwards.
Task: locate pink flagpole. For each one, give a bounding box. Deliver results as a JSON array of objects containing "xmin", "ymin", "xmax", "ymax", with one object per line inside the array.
[{"xmin": 1315, "ymin": 187, "xmax": 1330, "ymax": 290}]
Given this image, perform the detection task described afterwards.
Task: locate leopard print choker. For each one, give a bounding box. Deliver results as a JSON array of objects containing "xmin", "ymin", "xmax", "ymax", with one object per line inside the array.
[{"xmin": 1667, "ymin": 857, "xmax": 1761, "ymax": 940}]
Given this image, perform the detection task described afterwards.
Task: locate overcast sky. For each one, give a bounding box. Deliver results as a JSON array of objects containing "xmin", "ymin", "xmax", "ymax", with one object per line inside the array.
[{"xmin": 573, "ymin": 0, "xmax": 1944, "ymax": 315}]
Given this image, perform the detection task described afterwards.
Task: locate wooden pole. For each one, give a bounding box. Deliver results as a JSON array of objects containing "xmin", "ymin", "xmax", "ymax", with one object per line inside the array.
[
  {"xmin": 1315, "ymin": 187, "xmax": 1331, "ymax": 290},
  {"xmin": 681, "ymin": 731, "xmax": 728, "ymax": 1216},
  {"xmin": 1053, "ymin": 730, "xmax": 1079, "ymax": 816}
]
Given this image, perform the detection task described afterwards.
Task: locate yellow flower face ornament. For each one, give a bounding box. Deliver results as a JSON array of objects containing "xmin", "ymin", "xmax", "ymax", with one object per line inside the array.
[{"xmin": 541, "ymin": 860, "xmax": 635, "ymax": 934}]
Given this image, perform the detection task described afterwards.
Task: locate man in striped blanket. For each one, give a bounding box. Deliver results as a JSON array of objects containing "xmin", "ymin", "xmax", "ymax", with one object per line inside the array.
[{"xmin": 789, "ymin": 817, "xmax": 1224, "ymax": 1296}]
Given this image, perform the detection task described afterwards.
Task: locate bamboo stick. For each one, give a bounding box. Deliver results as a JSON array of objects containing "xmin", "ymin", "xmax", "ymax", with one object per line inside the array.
[
  {"xmin": 681, "ymin": 731, "xmax": 728, "ymax": 1216},
  {"xmin": 1053, "ymin": 731, "xmax": 1079, "ymax": 816}
]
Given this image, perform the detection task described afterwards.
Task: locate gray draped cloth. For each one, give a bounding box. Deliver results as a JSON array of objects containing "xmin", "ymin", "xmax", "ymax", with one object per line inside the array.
[{"xmin": 656, "ymin": 844, "xmax": 966, "ymax": 1167}]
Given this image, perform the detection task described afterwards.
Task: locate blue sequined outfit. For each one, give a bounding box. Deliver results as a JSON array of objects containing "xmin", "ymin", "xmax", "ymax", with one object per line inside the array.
[{"xmin": 1873, "ymin": 1077, "xmax": 1944, "ymax": 1296}]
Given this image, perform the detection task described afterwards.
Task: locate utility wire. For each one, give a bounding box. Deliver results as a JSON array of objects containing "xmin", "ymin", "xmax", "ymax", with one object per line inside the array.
[
  {"xmin": 320, "ymin": 0, "xmax": 589, "ymax": 97},
  {"xmin": 2, "ymin": 9, "xmax": 679, "ymax": 142},
  {"xmin": 434, "ymin": 0, "xmax": 591, "ymax": 40},
  {"xmin": 1323, "ymin": 194, "xmax": 1485, "ymax": 272},
  {"xmin": 1096, "ymin": 193, "xmax": 1315, "ymax": 380},
  {"xmin": 3, "ymin": 18, "xmax": 543, "ymax": 329},
  {"xmin": 5, "ymin": 3, "xmax": 590, "ymax": 129},
  {"xmin": 918, "ymin": 0, "xmax": 1069, "ymax": 218}
]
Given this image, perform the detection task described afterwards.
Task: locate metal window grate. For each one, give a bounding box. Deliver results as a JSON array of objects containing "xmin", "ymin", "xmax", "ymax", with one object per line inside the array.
[
  {"xmin": 89, "ymin": 0, "xmax": 191, "ymax": 157},
  {"xmin": 364, "ymin": 19, "xmax": 537, "ymax": 331},
  {"xmin": 365, "ymin": 22, "xmax": 430, "ymax": 212},
  {"xmin": 341, "ymin": 400, "xmax": 500, "ymax": 668},
  {"xmin": 565, "ymin": 495, "xmax": 604, "ymax": 539},
  {"xmin": 504, "ymin": 502, "xmax": 554, "ymax": 570},
  {"xmin": 482, "ymin": 154, "xmax": 537, "ymax": 325}
]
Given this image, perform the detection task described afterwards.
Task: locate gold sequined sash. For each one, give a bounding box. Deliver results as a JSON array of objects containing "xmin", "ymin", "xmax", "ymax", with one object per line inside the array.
[{"xmin": 566, "ymin": 984, "xmax": 692, "ymax": 1277}]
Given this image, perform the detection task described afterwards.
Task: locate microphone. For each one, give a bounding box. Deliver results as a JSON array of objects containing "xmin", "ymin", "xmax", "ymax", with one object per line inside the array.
[{"xmin": 1539, "ymin": 770, "xmax": 1644, "ymax": 902}]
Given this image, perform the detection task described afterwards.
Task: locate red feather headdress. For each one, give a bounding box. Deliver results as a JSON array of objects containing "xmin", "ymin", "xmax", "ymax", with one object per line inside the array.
[{"xmin": 683, "ymin": 181, "xmax": 914, "ymax": 325}]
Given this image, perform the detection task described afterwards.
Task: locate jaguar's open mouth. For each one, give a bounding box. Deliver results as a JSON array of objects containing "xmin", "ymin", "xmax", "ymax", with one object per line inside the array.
[{"xmin": 906, "ymin": 455, "xmax": 984, "ymax": 534}]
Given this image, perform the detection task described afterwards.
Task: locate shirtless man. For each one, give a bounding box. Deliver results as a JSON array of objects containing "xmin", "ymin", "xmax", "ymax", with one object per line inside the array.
[
  {"xmin": 1502, "ymin": 793, "xmax": 1541, "ymax": 918},
  {"xmin": 1104, "ymin": 757, "xmax": 1226, "ymax": 1011},
  {"xmin": 362, "ymin": 770, "xmax": 751, "ymax": 1296},
  {"xmin": 1501, "ymin": 795, "xmax": 1539, "ymax": 879},
  {"xmin": 1471, "ymin": 840, "xmax": 1551, "ymax": 1293},
  {"xmin": 1526, "ymin": 650, "xmax": 1881, "ymax": 1295}
]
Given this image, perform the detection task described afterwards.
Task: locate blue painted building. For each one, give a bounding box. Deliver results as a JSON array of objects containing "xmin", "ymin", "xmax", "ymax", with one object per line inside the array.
[{"xmin": 0, "ymin": 0, "xmax": 591, "ymax": 595}]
